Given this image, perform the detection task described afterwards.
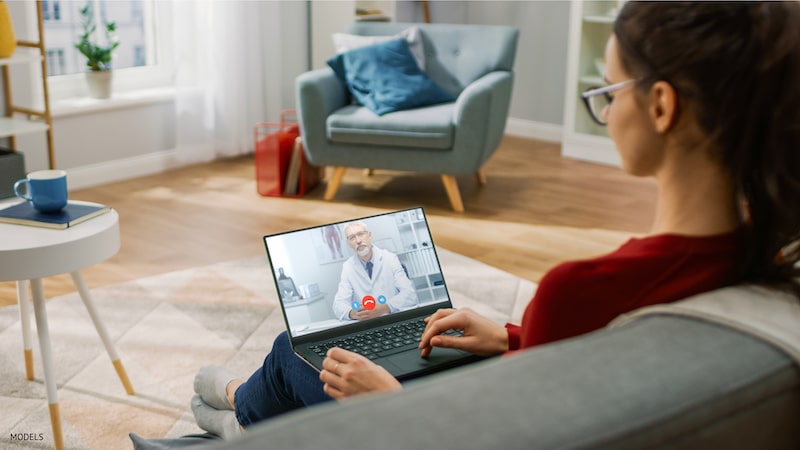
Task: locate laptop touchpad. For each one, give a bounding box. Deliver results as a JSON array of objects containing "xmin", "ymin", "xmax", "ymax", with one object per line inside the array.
[{"xmin": 388, "ymin": 348, "xmax": 468, "ymax": 372}]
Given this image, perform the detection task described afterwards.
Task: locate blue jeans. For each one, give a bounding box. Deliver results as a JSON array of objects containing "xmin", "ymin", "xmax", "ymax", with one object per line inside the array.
[{"xmin": 233, "ymin": 331, "xmax": 333, "ymax": 427}]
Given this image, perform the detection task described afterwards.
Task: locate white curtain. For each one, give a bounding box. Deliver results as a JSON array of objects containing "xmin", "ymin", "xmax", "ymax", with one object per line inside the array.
[{"xmin": 171, "ymin": 0, "xmax": 288, "ymax": 164}]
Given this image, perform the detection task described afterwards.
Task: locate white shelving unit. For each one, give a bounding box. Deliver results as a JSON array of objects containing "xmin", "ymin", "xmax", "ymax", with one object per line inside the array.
[
  {"xmin": 393, "ymin": 209, "xmax": 447, "ymax": 305},
  {"xmin": 354, "ymin": 0, "xmax": 396, "ymax": 22},
  {"xmin": 561, "ymin": 0, "xmax": 621, "ymax": 167},
  {"xmin": 1, "ymin": 1, "xmax": 55, "ymax": 168}
]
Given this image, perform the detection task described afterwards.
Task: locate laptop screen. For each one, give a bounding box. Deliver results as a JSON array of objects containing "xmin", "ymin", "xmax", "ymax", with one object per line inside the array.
[{"xmin": 263, "ymin": 208, "xmax": 450, "ymax": 337}]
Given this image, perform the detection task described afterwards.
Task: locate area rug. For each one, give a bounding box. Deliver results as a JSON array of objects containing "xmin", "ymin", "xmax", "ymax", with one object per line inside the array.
[{"xmin": 0, "ymin": 248, "xmax": 535, "ymax": 450}]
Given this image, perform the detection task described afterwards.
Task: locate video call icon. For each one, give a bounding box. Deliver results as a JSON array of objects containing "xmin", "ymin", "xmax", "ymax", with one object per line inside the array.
[{"xmin": 352, "ymin": 294, "xmax": 387, "ymax": 311}]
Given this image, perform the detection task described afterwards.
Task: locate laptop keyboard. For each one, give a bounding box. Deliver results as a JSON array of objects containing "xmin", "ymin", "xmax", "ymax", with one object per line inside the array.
[{"xmin": 308, "ymin": 318, "xmax": 463, "ymax": 361}]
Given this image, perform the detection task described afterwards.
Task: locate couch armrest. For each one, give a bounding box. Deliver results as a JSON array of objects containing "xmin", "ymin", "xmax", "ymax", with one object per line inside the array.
[
  {"xmin": 296, "ymin": 69, "xmax": 349, "ymax": 164},
  {"xmin": 452, "ymin": 70, "xmax": 514, "ymax": 169}
]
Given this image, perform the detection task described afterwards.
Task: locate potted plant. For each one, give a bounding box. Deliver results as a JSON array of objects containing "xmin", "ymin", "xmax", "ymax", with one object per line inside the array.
[{"xmin": 74, "ymin": 2, "xmax": 118, "ymax": 99}]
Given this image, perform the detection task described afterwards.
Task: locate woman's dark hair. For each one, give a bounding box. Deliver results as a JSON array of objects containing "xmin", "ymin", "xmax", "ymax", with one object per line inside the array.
[{"xmin": 614, "ymin": 2, "xmax": 800, "ymax": 290}]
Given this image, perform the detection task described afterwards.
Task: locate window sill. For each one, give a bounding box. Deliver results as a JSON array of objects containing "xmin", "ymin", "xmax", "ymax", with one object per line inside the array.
[{"xmin": 50, "ymin": 86, "xmax": 177, "ymax": 118}]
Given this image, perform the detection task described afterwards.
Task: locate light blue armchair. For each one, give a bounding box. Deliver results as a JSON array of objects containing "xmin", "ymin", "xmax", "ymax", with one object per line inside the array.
[{"xmin": 296, "ymin": 22, "xmax": 519, "ymax": 212}]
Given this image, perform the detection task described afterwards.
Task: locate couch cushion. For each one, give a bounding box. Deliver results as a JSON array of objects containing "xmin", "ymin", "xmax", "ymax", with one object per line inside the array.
[
  {"xmin": 327, "ymin": 103, "xmax": 454, "ymax": 150},
  {"xmin": 326, "ymin": 38, "xmax": 454, "ymax": 116}
]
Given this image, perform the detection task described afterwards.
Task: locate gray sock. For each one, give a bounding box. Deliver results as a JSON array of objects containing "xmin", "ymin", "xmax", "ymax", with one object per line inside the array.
[
  {"xmin": 194, "ymin": 365, "xmax": 237, "ymax": 410},
  {"xmin": 191, "ymin": 395, "xmax": 243, "ymax": 440}
]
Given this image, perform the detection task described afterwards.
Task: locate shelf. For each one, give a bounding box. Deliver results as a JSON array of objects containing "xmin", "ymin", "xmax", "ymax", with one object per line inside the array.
[
  {"xmin": 583, "ymin": 15, "xmax": 615, "ymax": 24},
  {"xmin": 394, "ymin": 208, "xmax": 441, "ymax": 298},
  {"xmin": 562, "ymin": 132, "xmax": 620, "ymax": 166},
  {"xmin": 0, "ymin": 117, "xmax": 49, "ymax": 138},
  {"xmin": 0, "ymin": 51, "xmax": 42, "ymax": 67},
  {"xmin": 579, "ymin": 75, "xmax": 604, "ymax": 85},
  {"xmin": 355, "ymin": 14, "xmax": 390, "ymax": 22},
  {"xmin": 1, "ymin": 1, "xmax": 55, "ymax": 169}
]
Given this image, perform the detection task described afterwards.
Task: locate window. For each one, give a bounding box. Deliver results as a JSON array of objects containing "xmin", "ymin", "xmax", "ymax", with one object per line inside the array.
[
  {"xmin": 44, "ymin": 0, "xmax": 150, "ymax": 75},
  {"xmin": 133, "ymin": 45, "xmax": 145, "ymax": 67},
  {"xmin": 41, "ymin": 0, "xmax": 173, "ymax": 100},
  {"xmin": 46, "ymin": 48, "xmax": 67, "ymax": 75},
  {"xmin": 42, "ymin": 0, "xmax": 62, "ymax": 21}
]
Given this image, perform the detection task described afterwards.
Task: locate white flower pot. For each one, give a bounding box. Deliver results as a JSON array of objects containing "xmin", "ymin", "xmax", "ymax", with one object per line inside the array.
[{"xmin": 85, "ymin": 70, "xmax": 112, "ymax": 99}]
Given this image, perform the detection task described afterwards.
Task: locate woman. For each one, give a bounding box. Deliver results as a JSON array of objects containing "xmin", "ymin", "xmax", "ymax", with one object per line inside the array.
[{"xmin": 191, "ymin": 2, "xmax": 800, "ymax": 438}]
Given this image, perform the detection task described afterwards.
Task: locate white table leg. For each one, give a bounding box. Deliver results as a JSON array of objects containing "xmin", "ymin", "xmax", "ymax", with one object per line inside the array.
[
  {"xmin": 69, "ymin": 271, "xmax": 135, "ymax": 395},
  {"xmin": 30, "ymin": 278, "xmax": 64, "ymax": 450},
  {"xmin": 16, "ymin": 280, "xmax": 35, "ymax": 380}
]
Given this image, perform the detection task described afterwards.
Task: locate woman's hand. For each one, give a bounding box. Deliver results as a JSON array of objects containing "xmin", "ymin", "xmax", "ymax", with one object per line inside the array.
[
  {"xmin": 418, "ymin": 308, "xmax": 509, "ymax": 358},
  {"xmin": 320, "ymin": 347, "xmax": 402, "ymax": 400}
]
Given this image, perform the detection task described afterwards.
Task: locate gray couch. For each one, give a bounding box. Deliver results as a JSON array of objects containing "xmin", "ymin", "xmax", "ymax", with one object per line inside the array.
[{"xmin": 204, "ymin": 286, "xmax": 800, "ymax": 449}]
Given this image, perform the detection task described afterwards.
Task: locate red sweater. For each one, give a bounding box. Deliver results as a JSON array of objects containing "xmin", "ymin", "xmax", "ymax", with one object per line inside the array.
[{"xmin": 506, "ymin": 231, "xmax": 743, "ymax": 350}]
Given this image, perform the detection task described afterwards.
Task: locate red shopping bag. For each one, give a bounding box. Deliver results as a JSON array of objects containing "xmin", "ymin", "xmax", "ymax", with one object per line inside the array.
[{"xmin": 254, "ymin": 111, "xmax": 301, "ymax": 197}]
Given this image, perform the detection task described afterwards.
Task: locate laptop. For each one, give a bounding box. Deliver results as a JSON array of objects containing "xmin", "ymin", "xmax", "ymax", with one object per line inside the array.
[{"xmin": 263, "ymin": 207, "xmax": 483, "ymax": 381}]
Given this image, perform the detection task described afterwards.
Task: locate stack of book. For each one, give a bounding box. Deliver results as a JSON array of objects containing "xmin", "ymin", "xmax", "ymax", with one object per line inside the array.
[
  {"xmin": 0, "ymin": 200, "xmax": 111, "ymax": 230},
  {"xmin": 281, "ymin": 136, "xmax": 324, "ymax": 196},
  {"xmin": 283, "ymin": 137, "xmax": 304, "ymax": 195}
]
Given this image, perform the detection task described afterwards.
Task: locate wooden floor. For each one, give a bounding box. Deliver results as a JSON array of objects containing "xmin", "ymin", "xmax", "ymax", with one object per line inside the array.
[{"xmin": 0, "ymin": 135, "xmax": 658, "ymax": 307}]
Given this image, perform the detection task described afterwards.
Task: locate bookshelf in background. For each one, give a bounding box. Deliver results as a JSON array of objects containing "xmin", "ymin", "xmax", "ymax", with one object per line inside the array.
[{"xmin": 394, "ymin": 209, "xmax": 447, "ymax": 305}]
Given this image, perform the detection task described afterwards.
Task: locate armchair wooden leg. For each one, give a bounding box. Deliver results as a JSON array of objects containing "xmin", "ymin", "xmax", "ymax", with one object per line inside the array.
[
  {"xmin": 441, "ymin": 175, "xmax": 465, "ymax": 213},
  {"xmin": 476, "ymin": 170, "xmax": 487, "ymax": 186},
  {"xmin": 325, "ymin": 167, "xmax": 347, "ymax": 201}
]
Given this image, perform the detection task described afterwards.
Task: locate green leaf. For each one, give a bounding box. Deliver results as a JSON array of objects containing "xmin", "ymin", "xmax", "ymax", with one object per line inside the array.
[{"xmin": 75, "ymin": 1, "xmax": 118, "ymax": 71}]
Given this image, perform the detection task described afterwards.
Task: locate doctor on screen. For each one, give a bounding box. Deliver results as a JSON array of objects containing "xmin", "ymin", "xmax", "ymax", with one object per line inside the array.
[{"xmin": 332, "ymin": 221, "xmax": 418, "ymax": 321}]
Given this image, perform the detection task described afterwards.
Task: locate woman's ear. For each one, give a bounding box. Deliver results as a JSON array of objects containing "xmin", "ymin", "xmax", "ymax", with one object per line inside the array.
[{"xmin": 649, "ymin": 81, "xmax": 679, "ymax": 133}]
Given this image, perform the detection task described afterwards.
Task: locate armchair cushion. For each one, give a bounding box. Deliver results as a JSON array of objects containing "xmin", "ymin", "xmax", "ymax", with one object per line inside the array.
[
  {"xmin": 327, "ymin": 103, "xmax": 454, "ymax": 150},
  {"xmin": 326, "ymin": 38, "xmax": 454, "ymax": 116}
]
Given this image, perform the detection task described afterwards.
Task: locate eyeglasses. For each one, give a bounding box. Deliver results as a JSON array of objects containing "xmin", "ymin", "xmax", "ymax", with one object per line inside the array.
[
  {"xmin": 346, "ymin": 230, "xmax": 369, "ymax": 242},
  {"xmin": 581, "ymin": 79, "xmax": 636, "ymax": 126}
]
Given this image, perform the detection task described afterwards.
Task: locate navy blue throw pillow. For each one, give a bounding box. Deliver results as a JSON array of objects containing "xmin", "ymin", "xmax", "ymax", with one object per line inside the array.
[{"xmin": 326, "ymin": 38, "xmax": 455, "ymax": 115}]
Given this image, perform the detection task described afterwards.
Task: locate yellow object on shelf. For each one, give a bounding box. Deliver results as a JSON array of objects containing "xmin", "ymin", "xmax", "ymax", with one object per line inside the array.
[{"xmin": 0, "ymin": 0, "xmax": 17, "ymax": 58}]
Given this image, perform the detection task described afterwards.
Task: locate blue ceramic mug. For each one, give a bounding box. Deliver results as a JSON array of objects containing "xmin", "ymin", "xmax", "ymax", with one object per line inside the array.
[{"xmin": 14, "ymin": 170, "xmax": 68, "ymax": 213}]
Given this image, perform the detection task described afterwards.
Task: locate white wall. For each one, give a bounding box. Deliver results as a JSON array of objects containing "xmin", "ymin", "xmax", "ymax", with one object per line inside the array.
[
  {"xmin": 3, "ymin": 1, "xmax": 572, "ymax": 187},
  {"xmin": 14, "ymin": 101, "xmax": 176, "ymax": 182},
  {"xmin": 310, "ymin": 1, "xmax": 362, "ymax": 70},
  {"xmin": 395, "ymin": 0, "xmax": 570, "ymax": 128}
]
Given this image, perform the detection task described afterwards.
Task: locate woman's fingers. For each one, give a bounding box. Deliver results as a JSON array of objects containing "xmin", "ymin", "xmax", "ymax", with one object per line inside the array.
[
  {"xmin": 419, "ymin": 309, "xmax": 460, "ymax": 356},
  {"xmin": 420, "ymin": 308, "xmax": 509, "ymax": 357},
  {"xmin": 320, "ymin": 347, "xmax": 401, "ymax": 399}
]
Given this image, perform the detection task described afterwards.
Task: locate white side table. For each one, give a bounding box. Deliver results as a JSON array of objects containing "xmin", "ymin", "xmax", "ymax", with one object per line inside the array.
[{"xmin": 0, "ymin": 201, "xmax": 134, "ymax": 450}]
